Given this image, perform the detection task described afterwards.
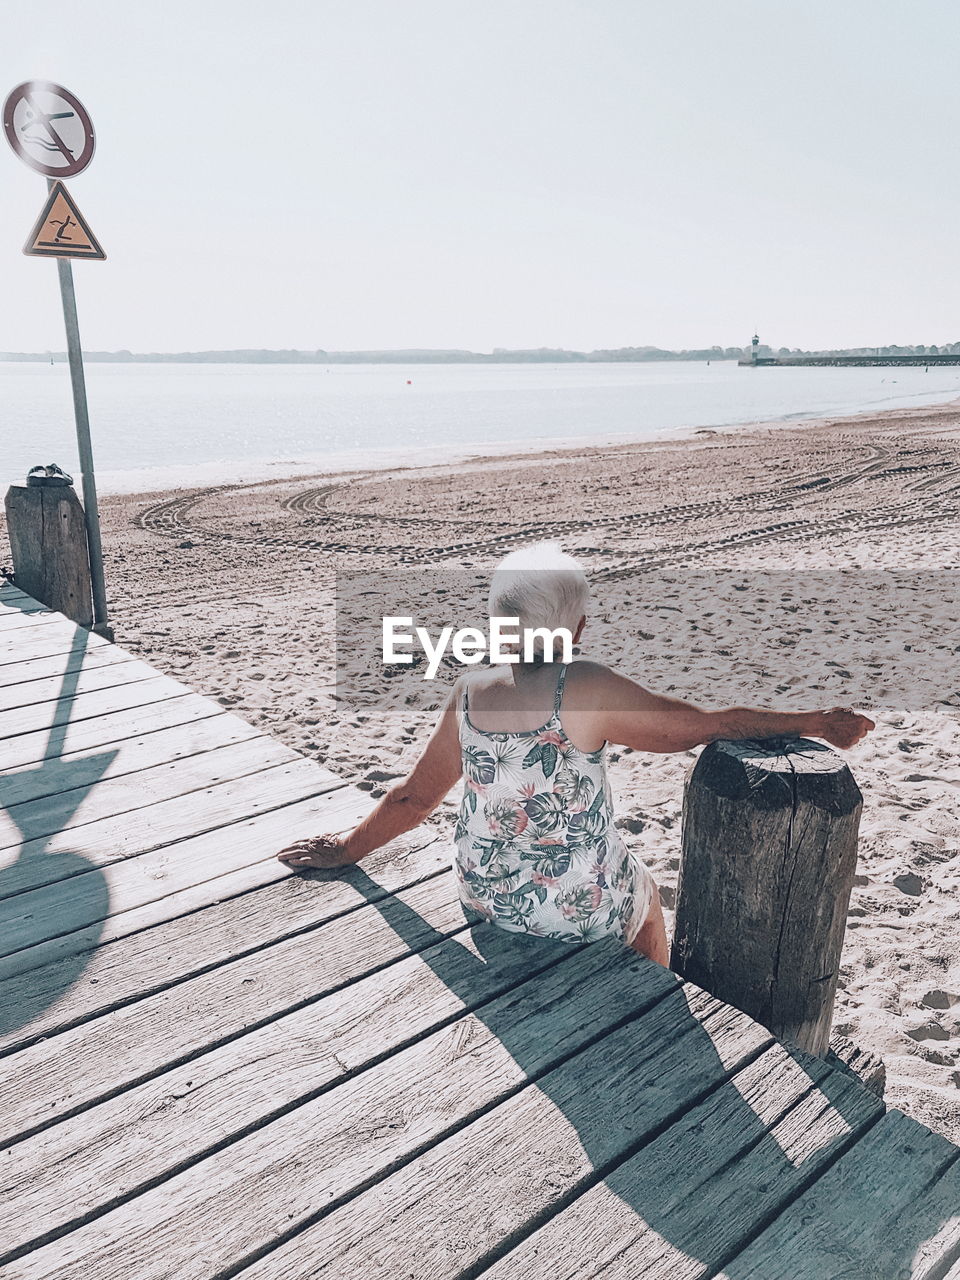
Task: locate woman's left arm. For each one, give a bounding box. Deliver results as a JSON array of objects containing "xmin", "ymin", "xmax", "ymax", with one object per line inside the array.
[{"xmin": 277, "ymin": 686, "xmax": 464, "ymax": 869}]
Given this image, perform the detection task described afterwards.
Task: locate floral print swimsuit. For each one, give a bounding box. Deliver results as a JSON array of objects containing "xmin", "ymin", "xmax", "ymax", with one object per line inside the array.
[{"xmin": 454, "ymin": 663, "xmax": 656, "ymax": 945}]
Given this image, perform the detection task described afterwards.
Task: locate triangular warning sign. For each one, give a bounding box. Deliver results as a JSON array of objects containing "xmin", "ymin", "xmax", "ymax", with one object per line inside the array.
[{"xmin": 24, "ymin": 180, "xmax": 106, "ymax": 261}]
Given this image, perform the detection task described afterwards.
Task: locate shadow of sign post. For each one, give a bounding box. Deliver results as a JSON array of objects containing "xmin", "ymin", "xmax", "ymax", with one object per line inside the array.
[{"xmin": 0, "ymin": 626, "xmax": 115, "ymax": 1037}]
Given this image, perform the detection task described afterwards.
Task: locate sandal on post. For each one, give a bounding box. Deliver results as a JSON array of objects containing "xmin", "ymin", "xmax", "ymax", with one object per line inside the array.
[{"xmin": 26, "ymin": 463, "xmax": 74, "ymax": 488}]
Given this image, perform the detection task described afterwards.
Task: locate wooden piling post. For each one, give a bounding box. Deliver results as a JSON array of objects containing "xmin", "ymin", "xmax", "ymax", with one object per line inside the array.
[
  {"xmin": 670, "ymin": 737, "xmax": 862, "ymax": 1057},
  {"xmin": 4, "ymin": 484, "xmax": 94, "ymax": 627}
]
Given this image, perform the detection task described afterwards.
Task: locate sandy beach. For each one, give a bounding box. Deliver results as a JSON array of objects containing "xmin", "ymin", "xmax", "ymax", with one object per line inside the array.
[{"xmin": 10, "ymin": 397, "xmax": 960, "ymax": 1142}]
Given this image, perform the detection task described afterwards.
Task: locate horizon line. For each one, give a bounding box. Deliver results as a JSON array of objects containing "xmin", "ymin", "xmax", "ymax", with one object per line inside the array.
[{"xmin": 1, "ymin": 339, "xmax": 954, "ymax": 364}]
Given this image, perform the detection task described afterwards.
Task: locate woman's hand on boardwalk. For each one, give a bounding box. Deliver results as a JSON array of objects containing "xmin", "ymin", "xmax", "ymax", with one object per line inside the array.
[
  {"xmin": 276, "ymin": 834, "xmax": 357, "ymax": 869},
  {"xmin": 817, "ymin": 707, "xmax": 876, "ymax": 749}
]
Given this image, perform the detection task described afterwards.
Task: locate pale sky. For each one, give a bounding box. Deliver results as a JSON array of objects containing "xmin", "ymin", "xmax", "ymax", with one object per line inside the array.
[{"xmin": 1, "ymin": 1, "xmax": 958, "ymax": 354}]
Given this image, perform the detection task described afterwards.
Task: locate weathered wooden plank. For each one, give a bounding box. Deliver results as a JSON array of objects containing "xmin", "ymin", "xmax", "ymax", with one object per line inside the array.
[
  {"xmin": 0, "ymin": 588, "xmax": 50, "ymax": 614},
  {"xmin": 0, "ymin": 632, "xmax": 110, "ymax": 669},
  {"xmin": 0, "ymin": 853, "xmax": 456, "ymax": 1145},
  {"xmin": 0, "ymin": 674, "xmax": 194, "ymax": 743},
  {"xmin": 0, "ymin": 824, "xmax": 372, "ymax": 982},
  {"xmin": 128, "ymin": 984, "xmax": 760, "ymax": 1280},
  {"xmin": 0, "ymin": 690, "xmax": 223, "ymax": 771},
  {"xmin": 0, "ymin": 885, "xmax": 578, "ymax": 1259},
  {"xmin": 0, "ymin": 610, "xmax": 57, "ymax": 632},
  {"xmin": 0, "ymin": 591, "xmax": 67, "ymax": 616},
  {"xmin": 223, "ymin": 986, "xmax": 771, "ymax": 1280},
  {"xmin": 0, "ymin": 655, "xmax": 160, "ymax": 715},
  {"xmin": 0, "ymin": 784, "xmax": 369, "ymax": 961},
  {"xmin": 0, "ymin": 642, "xmax": 136, "ymax": 691},
  {"xmin": 3, "ymin": 940, "xmax": 684, "ymax": 1280},
  {"xmin": 906, "ymin": 1178, "xmax": 960, "ymax": 1280},
  {"xmin": 0, "ymin": 732, "xmax": 300, "ymax": 857},
  {"xmin": 0, "ymin": 829, "xmax": 443, "ymax": 1053},
  {"xmin": 0, "ymin": 588, "xmax": 52, "ymax": 606},
  {"xmin": 0, "ymin": 755, "xmax": 342, "ymax": 898},
  {"xmin": 0, "ymin": 711, "xmax": 262, "ymax": 812},
  {"xmin": 477, "ymin": 1041, "xmax": 885, "ymax": 1280},
  {"xmin": 714, "ymin": 1108, "xmax": 960, "ymax": 1280},
  {"xmin": 0, "ymin": 618, "xmax": 104, "ymax": 666},
  {"xmin": 269, "ymin": 986, "xmax": 768, "ymax": 1280},
  {"xmin": 827, "ymin": 1030, "xmax": 886, "ymax": 1099}
]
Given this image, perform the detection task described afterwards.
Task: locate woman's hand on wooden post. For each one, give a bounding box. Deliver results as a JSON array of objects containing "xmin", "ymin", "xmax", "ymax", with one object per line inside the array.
[
  {"xmin": 276, "ymin": 834, "xmax": 358, "ymax": 869},
  {"xmin": 815, "ymin": 707, "xmax": 876, "ymax": 750}
]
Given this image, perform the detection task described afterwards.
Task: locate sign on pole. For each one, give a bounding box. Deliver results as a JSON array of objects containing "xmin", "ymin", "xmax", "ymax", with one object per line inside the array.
[
  {"xmin": 2, "ymin": 81, "xmax": 95, "ymax": 178},
  {"xmin": 3, "ymin": 79, "xmax": 110, "ymax": 636},
  {"xmin": 24, "ymin": 181, "xmax": 106, "ymax": 260}
]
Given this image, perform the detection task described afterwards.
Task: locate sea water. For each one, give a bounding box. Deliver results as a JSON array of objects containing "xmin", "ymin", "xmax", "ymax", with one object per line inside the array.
[{"xmin": 1, "ymin": 359, "xmax": 958, "ymax": 494}]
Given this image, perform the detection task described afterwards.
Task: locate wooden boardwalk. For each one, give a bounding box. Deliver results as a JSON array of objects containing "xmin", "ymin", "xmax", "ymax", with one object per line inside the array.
[{"xmin": 1, "ymin": 580, "xmax": 958, "ymax": 1280}]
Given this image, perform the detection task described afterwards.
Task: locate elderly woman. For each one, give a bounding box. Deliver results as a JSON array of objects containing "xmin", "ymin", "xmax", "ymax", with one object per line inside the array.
[{"xmin": 278, "ymin": 543, "xmax": 873, "ymax": 967}]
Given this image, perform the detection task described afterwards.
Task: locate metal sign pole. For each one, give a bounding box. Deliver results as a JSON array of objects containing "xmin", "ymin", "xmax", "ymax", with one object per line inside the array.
[
  {"xmin": 50, "ymin": 189, "xmax": 109, "ymax": 631},
  {"xmin": 6, "ymin": 82, "xmax": 109, "ymax": 634}
]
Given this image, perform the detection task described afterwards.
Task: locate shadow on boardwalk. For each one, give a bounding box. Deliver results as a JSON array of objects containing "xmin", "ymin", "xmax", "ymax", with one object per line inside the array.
[
  {"xmin": 343, "ymin": 866, "xmax": 958, "ymax": 1280},
  {"xmin": 0, "ymin": 627, "xmax": 114, "ymax": 1037}
]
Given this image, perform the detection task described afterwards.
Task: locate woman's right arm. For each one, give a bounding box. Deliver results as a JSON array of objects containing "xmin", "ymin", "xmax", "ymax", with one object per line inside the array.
[
  {"xmin": 592, "ymin": 669, "xmax": 874, "ymax": 753},
  {"xmin": 277, "ymin": 684, "xmax": 464, "ymax": 869}
]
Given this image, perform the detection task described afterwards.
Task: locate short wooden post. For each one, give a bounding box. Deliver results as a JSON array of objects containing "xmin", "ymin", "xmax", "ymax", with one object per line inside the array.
[
  {"xmin": 670, "ymin": 737, "xmax": 862, "ymax": 1057},
  {"xmin": 4, "ymin": 484, "xmax": 94, "ymax": 627}
]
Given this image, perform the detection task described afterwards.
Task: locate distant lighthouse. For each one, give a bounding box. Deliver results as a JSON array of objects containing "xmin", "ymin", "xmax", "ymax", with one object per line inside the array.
[{"xmin": 751, "ymin": 333, "xmax": 760, "ymax": 366}]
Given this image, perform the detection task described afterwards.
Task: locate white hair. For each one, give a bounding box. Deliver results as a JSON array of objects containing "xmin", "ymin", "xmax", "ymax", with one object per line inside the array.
[{"xmin": 488, "ymin": 541, "xmax": 590, "ymax": 657}]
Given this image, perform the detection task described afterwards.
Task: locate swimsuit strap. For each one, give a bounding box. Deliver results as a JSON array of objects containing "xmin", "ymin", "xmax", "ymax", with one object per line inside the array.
[{"xmin": 552, "ymin": 662, "xmax": 568, "ymax": 716}]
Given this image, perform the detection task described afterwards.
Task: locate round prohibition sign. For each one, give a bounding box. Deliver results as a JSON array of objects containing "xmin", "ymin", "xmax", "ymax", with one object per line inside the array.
[{"xmin": 3, "ymin": 81, "xmax": 96, "ymax": 178}]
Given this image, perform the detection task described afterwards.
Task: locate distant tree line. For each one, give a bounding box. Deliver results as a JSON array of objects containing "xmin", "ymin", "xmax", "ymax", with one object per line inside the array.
[
  {"xmin": 760, "ymin": 343, "xmax": 960, "ymax": 358},
  {"xmin": 0, "ymin": 344, "xmax": 750, "ymax": 364},
  {"xmin": 3, "ymin": 342, "xmax": 959, "ymax": 364}
]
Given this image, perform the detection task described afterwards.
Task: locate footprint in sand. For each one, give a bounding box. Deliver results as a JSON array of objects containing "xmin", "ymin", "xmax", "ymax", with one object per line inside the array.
[
  {"xmin": 906, "ymin": 1020, "xmax": 953, "ymax": 1042},
  {"xmin": 921, "ymin": 989, "xmax": 960, "ymax": 1010}
]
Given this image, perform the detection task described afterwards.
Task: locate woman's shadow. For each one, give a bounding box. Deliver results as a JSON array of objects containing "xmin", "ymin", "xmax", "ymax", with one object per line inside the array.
[
  {"xmin": 330, "ymin": 862, "xmax": 959, "ymax": 1279},
  {"xmin": 0, "ymin": 626, "xmax": 115, "ymax": 1040}
]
